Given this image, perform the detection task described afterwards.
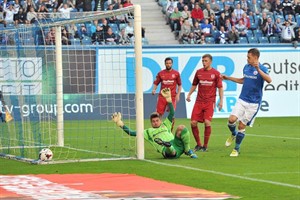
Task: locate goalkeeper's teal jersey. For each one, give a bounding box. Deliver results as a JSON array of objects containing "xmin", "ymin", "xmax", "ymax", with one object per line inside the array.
[{"xmin": 143, "ymin": 118, "xmax": 174, "ymax": 153}]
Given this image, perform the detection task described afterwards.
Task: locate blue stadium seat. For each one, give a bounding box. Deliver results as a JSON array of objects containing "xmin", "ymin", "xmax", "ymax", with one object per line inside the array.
[
  {"xmin": 253, "ymin": 29, "xmax": 263, "ymax": 38},
  {"xmin": 296, "ymin": 15, "xmax": 300, "ymax": 27},
  {"xmin": 70, "ymin": 38, "xmax": 81, "ymax": 45},
  {"xmin": 248, "ymin": 36, "xmax": 258, "ymax": 44},
  {"xmin": 258, "ymin": 36, "xmax": 269, "ymax": 43},
  {"xmin": 269, "ymin": 36, "xmax": 280, "ymax": 43},
  {"xmin": 239, "ymin": 37, "xmax": 248, "ymax": 44},
  {"xmin": 23, "ymin": 37, "xmax": 35, "ymax": 45},
  {"xmin": 205, "ymin": 36, "xmax": 215, "ymax": 44},
  {"xmin": 109, "ymin": 23, "xmax": 119, "ymax": 33},
  {"xmin": 81, "ymin": 37, "xmax": 92, "ymax": 45}
]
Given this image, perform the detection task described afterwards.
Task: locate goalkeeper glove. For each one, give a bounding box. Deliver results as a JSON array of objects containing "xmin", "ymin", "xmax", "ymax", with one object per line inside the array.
[
  {"xmin": 112, "ymin": 112, "xmax": 124, "ymax": 127},
  {"xmin": 185, "ymin": 149, "xmax": 198, "ymax": 159},
  {"xmin": 161, "ymin": 88, "xmax": 172, "ymax": 103}
]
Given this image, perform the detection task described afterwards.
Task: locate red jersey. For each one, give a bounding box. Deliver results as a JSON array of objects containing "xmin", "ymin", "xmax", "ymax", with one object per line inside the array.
[
  {"xmin": 153, "ymin": 69, "xmax": 181, "ymax": 97},
  {"xmin": 192, "ymin": 68, "xmax": 223, "ymax": 102}
]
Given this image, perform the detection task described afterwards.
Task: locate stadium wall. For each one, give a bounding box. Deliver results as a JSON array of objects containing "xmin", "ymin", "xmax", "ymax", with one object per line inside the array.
[{"xmin": 0, "ymin": 45, "xmax": 299, "ymax": 120}]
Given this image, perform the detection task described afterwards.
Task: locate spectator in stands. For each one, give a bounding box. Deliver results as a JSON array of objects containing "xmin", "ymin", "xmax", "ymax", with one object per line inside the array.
[
  {"xmin": 208, "ymin": 13, "xmax": 217, "ymax": 30},
  {"xmin": 105, "ymin": 27, "xmax": 118, "ymax": 45},
  {"xmin": 0, "ymin": 11, "xmax": 5, "ymax": 26},
  {"xmin": 240, "ymin": 0, "xmax": 249, "ymax": 14},
  {"xmin": 224, "ymin": 18, "xmax": 232, "ymax": 31},
  {"xmin": 68, "ymin": 23, "xmax": 79, "ymax": 38},
  {"xmin": 3, "ymin": 1, "xmax": 19, "ymax": 25},
  {"xmin": 169, "ymin": 7, "xmax": 182, "ymax": 32},
  {"xmin": 282, "ymin": 0, "xmax": 295, "ymax": 17},
  {"xmin": 201, "ymin": 18, "xmax": 213, "ymax": 36},
  {"xmin": 182, "ymin": 32, "xmax": 197, "ymax": 44},
  {"xmin": 216, "ymin": 26, "xmax": 228, "ymax": 44},
  {"xmin": 221, "ymin": 4, "xmax": 233, "ymax": 19},
  {"xmin": 241, "ymin": 12, "xmax": 250, "ymax": 29},
  {"xmin": 278, "ymin": 20, "xmax": 297, "ymax": 43},
  {"xmin": 181, "ymin": 5, "xmax": 191, "ymax": 20},
  {"xmin": 187, "ymin": 0, "xmax": 196, "ymax": 11},
  {"xmin": 286, "ymin": 14, "xmax": 295, "ymax": 23},
  {"xmin": 76, "ymin": 0, "xmax": 84, "ymax": 12},
  {"xmin": 92, "ymin": 25, "xmax": 105, "ymax": 44},
  {"xmin": 259, "ymin": 12, "xmax": 268, "ymax": 30},
  {"xmin": 295, "ymin": 28, "xmax": 300, "ymax": 44},
  {"xmin": 58, "ymin": 1, "xmax": 75, "ymax": 19},
  {"xmin": 90, "ymin": 20, "xmax": 98, "ymax": 35},
  {"xmin": 101, "ymin": 18, "xmax": 110, "ymax": 33},
  {"xmin": 260, "ymin": 0, "xmax": 272, "ymax": 15},
  {"xmin": 107, "ymin": 4, "xmax": 118, "ymax": 24},
  {"xmin": 123, "ymin": 0, "xmax": 133, "ymax": 8},
  {"xmin": 218, "ymin": 12, "xmax": 227, "ymax": 30},
  {"xmin": 198, "ymin": 0, "xmax": 206, "ymax": 11},
  {"xmin": 116, "ymin": 4, "xmax": 129, "ymax": 24},
  {"xmin": 25, "ymin": 0, "xmax": 36, "ymax": 12},
  {"xmin": 177, "ymin": 0, "xmax": 185, "ymax": 12},
  {"xmin": 228, "ymin": 25, "xmax": 240, "ymax": 43},
  {"xmin": 191, "ymin": 3, "xmax": 204, "ymax": 24},
  {"xmin": 274, "ymin": 17, "xmax": 283, "ymax": 36},
  {"xmin": 61, "ymin": 26, "xmax": 71, "ymax": 45},
  {"xmin": 77, "ymin": 24, "xmax": 88, "ymax": 39},
  {"xmin": 14, "ymin": 7, "xmax": 28, "ymax": 25},
  {"xmin": 233, "ymin": 3, "xmax": 244, "ymax": 21},
  {"xmin": 27, "ymin": 6, "xmax": 38, "ymax": 24},
  {"xmin": 35, "ymin": 0, "xmax": 45, "ymax": 10},
  {"xmin": 45, "ymin": 27, "xmax": 55, "ymax": 45},
  {"xmin": 198, "ymin": 34, "xmax": 206, "ymax": 44},
  {"xmin": 295, "ymin": 0, "xmax": 300, "ymax": 14},
  {"xmin": 192, "ymin": 21, "xmax": 201, "ymax": 43},
  {"xmin": 263, "ymin": 17, "xmax": 276, "ymax": 37},
  {"xmin": 230, "ymin": 12, "xmax": 238, "ymax": 25},
  {"xmin": 179, "ymin": 18, "xmax": 192, "ymax": 43},
  {"xmin": 165, "ymin": 0, "xmax": 177, "ymax": 24},
  {"xmin": 235, "ymin": 19, "xmax": 248, "ymax": 37},
  {"xmin": 118, "ymin": 28, "xmax": 130, "ymax": 45},
  {"xmin": 203, "ymin": 4, "xmax": 215, "ymax": 20},
  {"xmin": 249, "ymin": 0, "xmax": 261, "ymax": 16},
  {"xmin": 37, "ymin": 4, "xmax": 49, "ymax": 19},
  {"xmin": 271, "ymin": 0, "xmax": 283, "ymax": 16},
  {"xmin": 125, "ymin": 20, "xmax": 134, "ymax": 39},
  {"xmin": 210, "ymin": 0, "xmax": 220, "ymax": 15}
]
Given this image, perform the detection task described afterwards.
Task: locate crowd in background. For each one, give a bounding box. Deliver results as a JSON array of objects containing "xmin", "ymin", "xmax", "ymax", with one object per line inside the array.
[
  {"xmin": 0, "ymin": 0, "xmax": 148, "ymax": 45},
  {"xmin": 160, "ymin": 0, "xmax": 300, "ymax": 46}
]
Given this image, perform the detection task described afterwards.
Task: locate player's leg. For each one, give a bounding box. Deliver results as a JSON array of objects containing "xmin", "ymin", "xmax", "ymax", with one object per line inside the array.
[
  {"xmin": 230, "ymin": 102, "xmax": 260, "ymax": 156},
  {"xmin": 191, "ymin": 103, "xmax": 203, "ymax": 151},
  {"xmin": 174, "ymin": 125, "xmax": 197, "ymax": 158},
  {"xmin": 225, "ymin": 99, "xmax": 244, "ymax": 147},
  {"xmin": 202, "ymin": 102, "xmax": 214, "ymax": 151},
  {"xmin": 156, "ymin": 96, "xmax": 167, "ymax": 116},
  {"xmin": 170, "ymin": 97, "xmax": 177, "ymax": 132}
]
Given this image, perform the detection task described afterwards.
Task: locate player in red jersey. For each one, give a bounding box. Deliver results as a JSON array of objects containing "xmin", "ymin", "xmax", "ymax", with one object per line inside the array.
[
  {"xmin": 152, "ymin": 57, "xmax": 182, "ymax": 131},
  {"xmin": 186, "ymin": 54, "xmax": 224, "ymax": 152}
]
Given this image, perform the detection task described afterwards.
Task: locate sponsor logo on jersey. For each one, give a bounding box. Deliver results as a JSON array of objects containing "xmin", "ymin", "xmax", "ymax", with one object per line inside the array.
[
  {"xmin": 162, "ymin": 80, "xmax": 175, "ymax": 85},
  {"xmin": 244, "ymin": 74, "xmax": 257, "ymax": 79},
  {"xmin": 199, "ymin": 80, "xmax": 213, "ymax": 86}
]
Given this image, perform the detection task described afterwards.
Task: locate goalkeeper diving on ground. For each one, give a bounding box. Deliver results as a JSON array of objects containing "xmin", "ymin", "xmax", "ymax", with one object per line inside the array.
[{"xmin": 112, "ymin": 88, "xmax": 197, "ymax": 159}]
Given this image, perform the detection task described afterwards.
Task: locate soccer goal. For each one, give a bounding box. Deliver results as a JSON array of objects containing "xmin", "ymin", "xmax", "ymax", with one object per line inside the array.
[{"xmin": 0, "ymin": 5, "xmax": 144, "ymax": 164}]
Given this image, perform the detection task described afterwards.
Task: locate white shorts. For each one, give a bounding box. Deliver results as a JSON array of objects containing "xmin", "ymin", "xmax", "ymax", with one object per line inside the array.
[{"xmin": 231, "ymin": 98, "xmax": 260, "ymax": 127}]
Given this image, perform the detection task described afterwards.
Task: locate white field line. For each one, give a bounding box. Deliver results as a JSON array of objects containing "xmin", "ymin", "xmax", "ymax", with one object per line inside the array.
[
  {"xmin": 144, "ymin": 160, "xmax": 300, "ymax": 189},
  {"xmin": 243, "ymin": 172, "xmax": 300, "ymax": 175},
  {"xmin": 246, "ymin": 134, "xmax": 300, "ymax": 140}
]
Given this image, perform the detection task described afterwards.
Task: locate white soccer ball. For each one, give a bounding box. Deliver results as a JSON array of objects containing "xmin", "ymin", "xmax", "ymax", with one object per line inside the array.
[{"xmin": 39, "ymin": 148, "xmax": 53, "ymax": 161}]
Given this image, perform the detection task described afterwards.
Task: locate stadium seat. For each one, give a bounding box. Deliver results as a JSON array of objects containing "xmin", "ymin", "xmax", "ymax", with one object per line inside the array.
[
  {"xmin": 249, "ymin": 22, "xmax": 258, "ymax": 30},
  {"xmin": 109, "ymin": 23, "xmax": 119, "ymax": 33},
  {"xmin": 296, "ymin": 15, "xmax": 300, "ymax": 27},
  {"xmin": 248, "ymin": 36, "xmax": 258, "ymax": 44},
  {"xmin": 258, "ymin": 36, "xmax": 269, "ymax": 44},
  {"xmin": 119, "ymin": 23, "xmax": 127, "ymax": 31},
  {"xmin": 253, "ymin": 29, "xmax": 263, "ymax": 38},
  {"xmin": 205, "ymin": 36, "xmax": 215, "ymax": 44},
  {"xmin": 239, "ymin": 37, "xmax": 248, "ymax": 44},
  {"xmin": 81, "ymin": 37, "xmax": 92, "ymax": 45},
  {"xmin": 70, "ymin": 38, "xmax": 81, "ymax": 45},
  {"xmin": 246, "ymin": 30, "xmax": 254, "ymax": 37},
  {"xmin": 23, "ymin": 37, "xmax": 35, "ymax": 45},
  {"xmin": 269, "ymin": 36, "xmax": 280, "ymax": 43}
]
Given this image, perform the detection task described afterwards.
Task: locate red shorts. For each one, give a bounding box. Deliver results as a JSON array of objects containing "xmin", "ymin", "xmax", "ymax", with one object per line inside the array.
[
  {"xmin": 191, "ymin": 101, "xmax": 215, "ymax": 123},
  {"xmin": 156, "ymin": 95, "xmax": 177, "ymax": 115}
]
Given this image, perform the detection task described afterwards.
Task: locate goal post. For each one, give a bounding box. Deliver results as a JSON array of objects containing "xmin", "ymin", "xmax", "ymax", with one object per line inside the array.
[{"xmin": 0, "ymin": 5, "xmax": 144, "ymax": 164}]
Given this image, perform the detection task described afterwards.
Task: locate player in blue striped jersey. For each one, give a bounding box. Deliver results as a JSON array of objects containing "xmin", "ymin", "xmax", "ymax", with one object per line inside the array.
[{"xmin": 222, "ymin": 48, "xmax": 272, "ymax": 157}]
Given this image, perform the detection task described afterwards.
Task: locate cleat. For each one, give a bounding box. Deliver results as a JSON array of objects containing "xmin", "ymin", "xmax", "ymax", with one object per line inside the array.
[
  {"xmin": 194, "ymin": 145, "xmax": 202, "ymax": 152},
  {"xmin": 225, "ymin": 135, "xmax": 236, "ymax": 147},
  {"xmin": 230, "ymin": 149, "xmax": 239, "ymax": 157},
  {"xmin": 186, "ymin": 149, "xmax": 198, "ymax": 158},
  {"xmin": 200, "ymin": 147, "xmax": 208, "ymax": 152},
  {"xmin": 154, "ymin": 138, "xmax": 171, "ymax": 147}
]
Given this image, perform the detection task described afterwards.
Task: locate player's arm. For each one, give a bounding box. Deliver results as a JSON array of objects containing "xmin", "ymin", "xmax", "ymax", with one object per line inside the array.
[
  {"xmin": 186, "ymin": 85, "xmax": 197, "ymax": 102},
  {"xmin": 152, "ymin": 73, "xmax": 161, "ymax": 95},
  {"xmin": 254, "ymin": 64, "xmax": 272, "ymax": 83},
  {"xmin": 176, "ymin": 84, "xmax": 182, "ymax": 102},
  {"xmin": 152, "ymin": 84, "xmax": 158, "ymax": 95},
  {"xmin": 112, "ymin": 112, "xmax": 136, "ymax": 136},
  {"xmin": 161, "ymin": 88, "xmax": 174, "ymax": 121},
  {"xmin": 222, "ymin": 75, "xmax": 244, "ymax": 84}
]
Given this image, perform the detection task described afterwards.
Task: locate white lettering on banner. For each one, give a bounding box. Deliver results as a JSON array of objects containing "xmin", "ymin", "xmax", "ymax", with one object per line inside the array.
[
  {"xmin": 0, "ymin": 175, "xmax": 104, "ymax": 199},
  {"xmin": 0, "ymin": 58, "xmax": 43, "ymax": 95},
  {"xmin": 0, "ymin": 103, "xmax": 93, "ymax": 117}
]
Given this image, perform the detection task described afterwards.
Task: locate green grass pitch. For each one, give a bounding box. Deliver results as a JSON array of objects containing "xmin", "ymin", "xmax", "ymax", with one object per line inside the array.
[{"xmin": 1, "ymin": 117, "xmax": 299, "ymax": 199}]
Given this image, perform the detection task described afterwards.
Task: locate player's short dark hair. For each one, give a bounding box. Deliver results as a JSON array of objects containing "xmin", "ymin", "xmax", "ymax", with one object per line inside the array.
[
  {"xmin": 150, "ymin": 112, "xmax": 161, "ymax": 120},
  {"xmin": 248, "ymin": 48, "xmax": 260, "ymax": 58},
  {"xmin": 202, "ymin": 54, "xmax": 212, "ymax": 61},
  {"xmin": 164, "ymin": 57, "xmax": 173, "ymax": 63}
]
